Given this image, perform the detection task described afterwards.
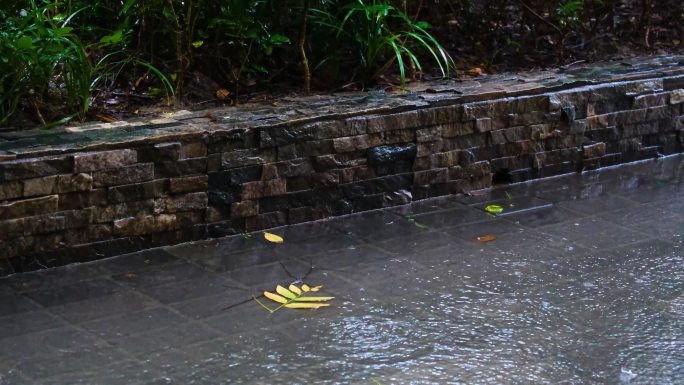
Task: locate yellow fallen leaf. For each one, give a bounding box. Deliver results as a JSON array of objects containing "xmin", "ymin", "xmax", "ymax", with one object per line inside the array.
[
  {"xmin": 284, "ymin": 302, "xmax": 330, "ymax": 309},
  {"xmin": 475, "ymin": 234, "xmax": 497, "ymax": 243},
  {"xmin": 259, "ymin": 283, "xmax": 333, "ymax": 312},
  {"xmin": 289, "ymin": 284, "xmax": 302, "ymax": 295},
  {"xmin": 293, "ymin": 296, "xmax": 335, "ymax": 302},
  {"xmin": 94, "ymin": 113, "xmax": 117, "ymax": 123},
  {"xmin": 263, "ymin": 291, "xmax": 288, "ymax": 304},
  {"xmin": 263, "ymin": 232, "xmax": 284, "ymax": 243},
  {"xmin": 276, "ymin": 285, "xmax": 297, "ymax": 299}
]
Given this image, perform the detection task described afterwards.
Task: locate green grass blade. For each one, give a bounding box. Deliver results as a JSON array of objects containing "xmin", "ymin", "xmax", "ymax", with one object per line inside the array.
[
  {"xmin": 134, "ymin": 59, "xmax": 175, "ymax": 96},
  {"xmin": 413, "ymin": 25, "xmax": 454, "ymax": 74},
  {"xmin": 389, "ymin": 40, "xmax": 405, "ymax": 84},
  {"xmin": 399, "ymin": 45, "xmax": 422, "ymax": 72},
  {"xmin": 406, "ymin": 32, "xmax": 447, "ymax": 77}
]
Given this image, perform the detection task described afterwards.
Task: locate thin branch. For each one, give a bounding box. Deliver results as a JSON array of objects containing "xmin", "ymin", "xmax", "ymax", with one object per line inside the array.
[
  {"xmin": 220, "ymin": 296, "xmax": 260, "ymax": 311},
  {"xmin": 253, "ymin": 296, "xmax": 277, "ymax": 313},
  {"xmin": 515, "ymin": 0, "xmax": 563, "ymax": 36},
  {"xmin": 31, "ymin": 99, "xmax": 46, "ymax": 126},
  {"xmin": 515, "ymin": 0, "xmax": 566, "ymax": 60},
  {"xmin": 278, "ymin": 258, "xmax": 313, "ymax": 283},
  {"xmin": 222, "ymin": 256, "xmax": 314, "ymax": 313}
]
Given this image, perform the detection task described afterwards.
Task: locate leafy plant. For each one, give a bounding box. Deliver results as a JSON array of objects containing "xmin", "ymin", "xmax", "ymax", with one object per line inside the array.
[
  {"xmin": 334, "ymin": 0, "xmax": 453, "ymax": 84},
  {"xmin": 556, "ymin": 0, "xmax": 583, "ymax": 29},
  {"xmin": 205, "ymin": 0, "xmax": 290, "ymax": 98},
  {"xmin": 255, "ymin": 283, "xmax": 333, "ymax": 312},
  {"xmin": 83, "ymin": 1, "xmax": 175, "ymax": 114},
  {"xmin": 0, "ymin": 1, "xmax": 91, "ymax": 124},
  {"xmin": 90, "ymin": 50, "xmax": 175, "ymax": 104},
  {"xmin": 116, "ymin": 0, "xmax": 196, "ymax": 104},
  {"xmin": 0, "ymin": 0, "xmax": 173, "ymax": 126}
]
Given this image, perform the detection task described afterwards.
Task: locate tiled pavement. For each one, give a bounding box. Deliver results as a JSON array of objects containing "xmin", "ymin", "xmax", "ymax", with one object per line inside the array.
[{"xmin": 1, "ymin": 155, "xmax": 683, "ymax": 384}]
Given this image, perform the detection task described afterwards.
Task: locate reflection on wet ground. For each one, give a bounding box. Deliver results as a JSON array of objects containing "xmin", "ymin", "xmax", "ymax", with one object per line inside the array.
[{"xmin": 1, "ymin": 155, "xmax": 683, "ymax": 384}]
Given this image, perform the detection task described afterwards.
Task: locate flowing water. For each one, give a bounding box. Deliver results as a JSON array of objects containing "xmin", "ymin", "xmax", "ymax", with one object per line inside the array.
[{"xmin": 1, "ymin": 155, "xmax": 683, "ymax": 384}]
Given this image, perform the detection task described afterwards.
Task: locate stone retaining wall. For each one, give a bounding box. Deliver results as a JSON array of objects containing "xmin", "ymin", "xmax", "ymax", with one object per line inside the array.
[{"xmin": 1, "ymin": 70, "xmax": 683, "ymax": 274}]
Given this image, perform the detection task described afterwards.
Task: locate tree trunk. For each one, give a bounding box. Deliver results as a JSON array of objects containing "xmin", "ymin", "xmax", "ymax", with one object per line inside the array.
[{"xmin": 299, "ymin": 0, "xmax": 311, "ymax": 93}]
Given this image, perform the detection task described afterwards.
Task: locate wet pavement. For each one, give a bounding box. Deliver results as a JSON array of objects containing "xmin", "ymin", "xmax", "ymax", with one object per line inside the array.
[{"xmin": 1, "ymin": 155, "xmax": 683, "ymax": 384}]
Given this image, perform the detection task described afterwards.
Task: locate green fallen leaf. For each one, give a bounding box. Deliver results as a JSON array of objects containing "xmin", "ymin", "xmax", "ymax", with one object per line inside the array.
[
  {"xmin": 413, "ymin": 221, "xmax": 429, "ymax": 229},
  {"xmin": 485, "ymin": 204, "xmax": 504, "ymax": 214},
  {"xmin": 405, "ymin": 215, "xmax": 428, "ymax": 229}
]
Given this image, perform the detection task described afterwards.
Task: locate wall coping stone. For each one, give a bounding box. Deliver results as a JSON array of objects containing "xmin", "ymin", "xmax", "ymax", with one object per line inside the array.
[{"xmin": 1, "ymin": 55, "xmax": 682, "ymax": 158}]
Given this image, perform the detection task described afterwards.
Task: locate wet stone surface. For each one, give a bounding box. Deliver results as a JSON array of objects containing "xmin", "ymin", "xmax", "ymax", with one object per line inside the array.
[
  {"xmin": 1, "ymin": 154, "xmax": 683, "ymax": 384},
  {"xmin": 0, "ymin": 55, "xmax": 682, "ymax": 155}
]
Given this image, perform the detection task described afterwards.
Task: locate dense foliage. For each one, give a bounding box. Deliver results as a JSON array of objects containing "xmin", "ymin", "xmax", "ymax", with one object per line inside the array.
[{"xmin": 1, "ymin": 0, "xmax": 682, "ymax": 127}]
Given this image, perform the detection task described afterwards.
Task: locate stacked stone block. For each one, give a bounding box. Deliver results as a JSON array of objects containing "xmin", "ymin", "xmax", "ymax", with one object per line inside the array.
[
  {"xmin": 0, "ymin": 145, "xmax": 210, "ymax": 271},
  {"xmin": 1, "ymin": 74, "xmax": 683, "ymax": 273}
]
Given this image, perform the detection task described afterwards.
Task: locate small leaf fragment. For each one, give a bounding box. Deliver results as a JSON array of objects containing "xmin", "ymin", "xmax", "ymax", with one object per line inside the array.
[
  {"xmin": 263, "ymin": 232, "xmax": 284, "ymax": 243},
  {"xmin": 263, "ymin": 291, "xmax": 288, "ymax": 304},
  {"xmin": 467, "ymin": 67, "xmax": 483, "ymax": 76},
  {"xmin": 301, "ymin": 284, "xmax": 311, "ymax": 292},
  {"xmin": 215, "ymin": 88, "xmax": 231, "ymax": 102},
  {"xmin": 309, "ymin": 285, "xmax": 322, "ymax": 292},
  {"xmin": 475, "ymin": 234, "xmax": 497, "ymax": 243},
  {"xmin": 413, "ymin": 221, "xmax": 429, "ymax": 229},
  {"xmin": 276, "ymin": 285, "xmax": 297, "ymax": 299},
  {"xmin": 284, "ymin": 302, "xmax": 330, "ymax": 309},
  {"xmin": 485, "ymin": 204, "xmax": 504, "ymax": 214},
  {"xmin": 293, "ymin": 296, "xmax": 335, "ymax": 302}
]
